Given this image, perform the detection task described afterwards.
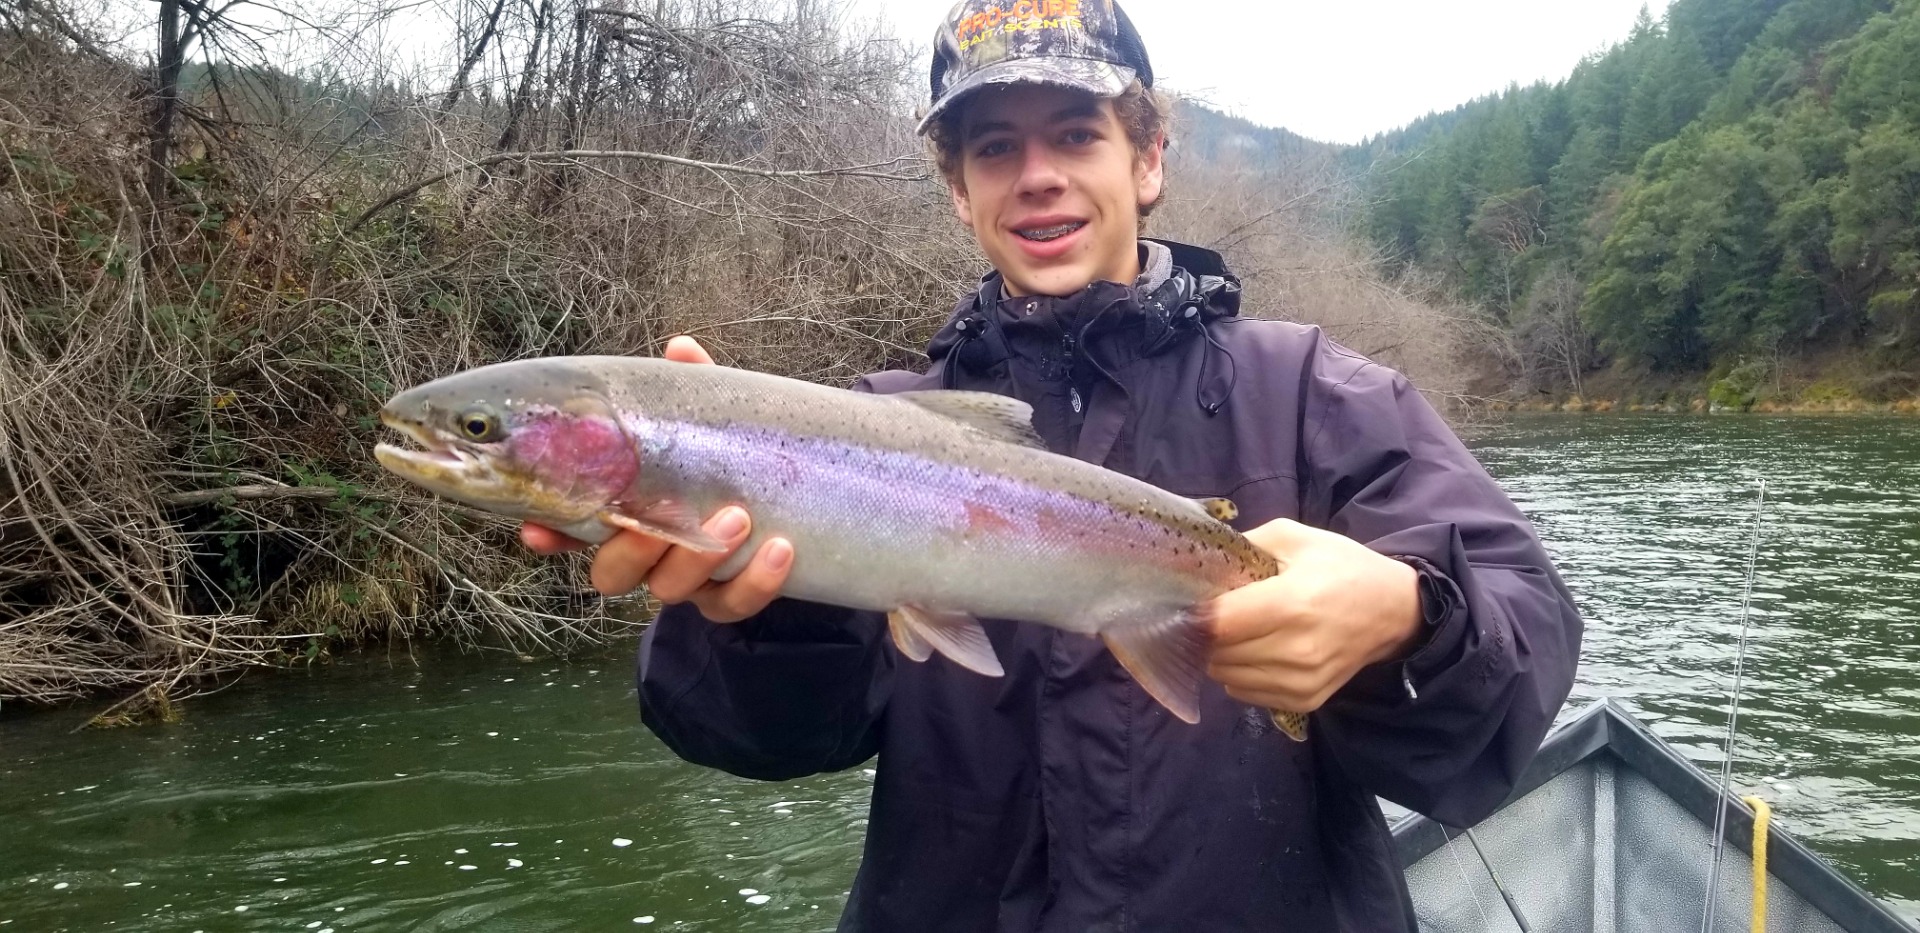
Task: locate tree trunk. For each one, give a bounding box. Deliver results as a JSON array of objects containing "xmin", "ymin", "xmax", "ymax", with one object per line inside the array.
[
  {"xmin": 495, "ymin": 0, "xmax": 554, "ymax": 153},
  {"xmin": 146, "ymin": 0, "xmax": 185, "ymax": 205},
  {"xmin": 441, "ymin": 0, "xmax": 513, "ymax": 117},
  {"xmin": 552, "ymin": 9, "xmax": 608, "ymax": 198}
]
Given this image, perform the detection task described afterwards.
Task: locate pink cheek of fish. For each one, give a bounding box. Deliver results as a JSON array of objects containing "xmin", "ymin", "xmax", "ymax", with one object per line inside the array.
[{"xmin": 507, "ymin": 410, "xmax": 639, "ymax": 501}]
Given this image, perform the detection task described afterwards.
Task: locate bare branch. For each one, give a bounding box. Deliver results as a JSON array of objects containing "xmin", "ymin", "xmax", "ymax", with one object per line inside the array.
[{"xmin": 334, "ymin": 149, "xmax": 931, "ymax": 241}]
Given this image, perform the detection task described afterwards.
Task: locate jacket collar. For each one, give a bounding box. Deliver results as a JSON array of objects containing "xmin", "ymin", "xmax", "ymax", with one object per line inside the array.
[{"xmin": 926, "ymin": 238, "xmax": 1242, "ymax": 371}]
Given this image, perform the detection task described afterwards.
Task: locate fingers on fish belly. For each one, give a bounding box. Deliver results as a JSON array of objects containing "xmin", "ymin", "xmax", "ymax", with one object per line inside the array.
[{"xmin": 887, "ymin": 606, "xmax": 1003, "ymax": 677}]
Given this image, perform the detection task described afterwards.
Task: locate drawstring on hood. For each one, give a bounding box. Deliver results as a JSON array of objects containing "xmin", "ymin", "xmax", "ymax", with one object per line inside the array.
[
  {"xmin": 941, "ymin": 314, "xmax": 989, "ymax": 389},
  {"xmin": 1193, "ymin": 305, "xmax": 1237, "ymax": 416},
  {"xmin": 1134, "ymin": 256, "xmax": 1239, "ymax": 416}
]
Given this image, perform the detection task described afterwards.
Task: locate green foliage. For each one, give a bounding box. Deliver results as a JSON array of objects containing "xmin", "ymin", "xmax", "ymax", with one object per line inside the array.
[
  {"xmin": 1801, "ymin": 378, "xmax": 1859, "ymax": 404},
  {"xmin": 1669, "ymin": 0, "xmax": 1796, "ymax": 71},
  {"xmin": 1361, "ymin": 0, "xmax": 1916, "ymax": 377},
  {"xmin": 1829, "ymin": 119, "xmax": 1920, "ymax": 349},
  {"xmin": 1708, "ymin": 357, "xmax": 1773, "ymax": 408}
]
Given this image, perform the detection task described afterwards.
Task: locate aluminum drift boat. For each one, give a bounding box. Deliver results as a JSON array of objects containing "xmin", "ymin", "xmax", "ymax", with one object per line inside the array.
[{"xmin": 1392, "ymin": 698, "xmax": 1916, "ymax": 932}]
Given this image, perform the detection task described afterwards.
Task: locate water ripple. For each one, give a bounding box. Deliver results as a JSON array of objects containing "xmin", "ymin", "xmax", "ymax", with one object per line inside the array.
[{"xmin": 1477, "ymin": 414, "xmax": 1920, "ymax": 916}]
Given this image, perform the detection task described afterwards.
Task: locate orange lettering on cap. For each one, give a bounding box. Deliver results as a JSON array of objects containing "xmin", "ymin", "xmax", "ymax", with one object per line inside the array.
[{"xmin": 954, "ymin": 0, "xmax": 1086, "ymax": 44}]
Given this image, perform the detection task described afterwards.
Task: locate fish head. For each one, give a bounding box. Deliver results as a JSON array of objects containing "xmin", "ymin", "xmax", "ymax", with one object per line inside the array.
[{"xmin": 374, "ymin": 360, "xmax": 638, "ymax": 526}]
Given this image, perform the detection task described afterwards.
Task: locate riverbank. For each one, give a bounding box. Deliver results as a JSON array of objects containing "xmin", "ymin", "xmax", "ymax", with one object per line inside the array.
[
  {"xmin": 1496, "ymin": 396, "xmax": 1920, "ymax": 413},
  {"xmin": 1499, "ymin": 353, "xmax": 1920, "ymax": 414}
]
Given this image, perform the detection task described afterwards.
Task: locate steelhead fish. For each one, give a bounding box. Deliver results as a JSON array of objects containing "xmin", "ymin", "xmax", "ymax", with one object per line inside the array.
[{"xmin": 374, "ymin": 355, "xmax": 1307, "ymax": 738}]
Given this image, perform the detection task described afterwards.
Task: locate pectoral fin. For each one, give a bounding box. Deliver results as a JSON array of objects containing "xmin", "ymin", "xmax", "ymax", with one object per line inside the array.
[
  {"xmin": 1102, "ymin": 611, "xmax": 1212, "ymax": 724},
  {"xmin": 886, "ymin": 610, "xmax": 933, "ymax": 663},
  {"xmin": 886, "ymin": 605, "xmax": 1003, "ymax": 677},
  {"xmin": 1270, "ymin": 710, "xmax": 1309, "ymax": 742},
  {"xmin": 598, "ymin": 498, "xmax": 727, "ymax": 553}
]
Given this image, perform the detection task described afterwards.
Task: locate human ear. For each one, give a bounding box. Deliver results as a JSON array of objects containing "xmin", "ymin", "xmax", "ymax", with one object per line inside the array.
[
  {"xmin": 949, "ymin": 179, "xmax": 974, "ymax": 228},
  {"xmin": 1135, "ymin": 134, "xmax": 1165, "ymax": 209}
]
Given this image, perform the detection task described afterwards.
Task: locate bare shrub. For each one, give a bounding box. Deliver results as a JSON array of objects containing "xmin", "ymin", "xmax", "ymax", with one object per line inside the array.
[
  {"xmin": 0, "ymin": 0, "xmax": 974, "ymax": 707},
  {"xmin": 1514, "ymin": 261, "xmax": 1595, "ymax": 396}
]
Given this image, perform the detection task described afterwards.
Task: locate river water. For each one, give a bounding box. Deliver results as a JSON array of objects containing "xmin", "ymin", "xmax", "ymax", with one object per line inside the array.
[{"xmin": 2, "ymin": 414, "xmax": 1916, "ymax": 930}]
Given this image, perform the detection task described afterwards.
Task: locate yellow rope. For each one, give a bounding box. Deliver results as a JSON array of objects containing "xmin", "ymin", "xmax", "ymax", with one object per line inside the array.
[{"xmin": 1743, "ymin": 795, "xmax": 1772, "ymax": 933}]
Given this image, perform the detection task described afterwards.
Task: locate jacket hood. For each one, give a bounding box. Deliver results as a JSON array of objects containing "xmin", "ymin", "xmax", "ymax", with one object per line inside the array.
[{"xmin": 925, "ymin": 238, "xmax": 1242, "ymax": 369}]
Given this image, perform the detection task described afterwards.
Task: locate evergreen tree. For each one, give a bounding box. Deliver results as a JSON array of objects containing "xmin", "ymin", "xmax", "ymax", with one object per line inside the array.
[
  {"xmin": 1359, "ymin": 0, "xmax": 1920, "ymax": 375},
  {"xmin": 1667, "ymin": 0, "xmax": 1795, "ymax": 72},
  {"xmin": 1830, "ymin": 119, "xmax": 1920, "ymax": 346}
]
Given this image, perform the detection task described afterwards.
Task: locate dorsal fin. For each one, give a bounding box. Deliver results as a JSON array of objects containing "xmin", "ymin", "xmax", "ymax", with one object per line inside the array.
[{"xmin": 895, "ymin": 391, "xmax": 1044, "ymax": 448}]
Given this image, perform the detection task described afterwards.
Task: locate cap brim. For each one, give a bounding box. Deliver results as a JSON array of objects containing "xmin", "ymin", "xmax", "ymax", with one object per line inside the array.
[{"xmin": 916, "ymin": 59, "xmax": 1135, "ymax": 135}]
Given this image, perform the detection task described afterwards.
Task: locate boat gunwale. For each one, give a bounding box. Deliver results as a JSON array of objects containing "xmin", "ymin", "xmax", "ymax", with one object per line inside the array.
[{"xmin": 1388, "ymin": 697, "xmax": 1918, "ymax": 933}]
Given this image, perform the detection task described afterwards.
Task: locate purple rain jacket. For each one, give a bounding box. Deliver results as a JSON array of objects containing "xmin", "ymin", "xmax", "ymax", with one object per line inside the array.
[{"xmin": 637, "ymin": 239, "xmax": 1583, "ymax": 932}]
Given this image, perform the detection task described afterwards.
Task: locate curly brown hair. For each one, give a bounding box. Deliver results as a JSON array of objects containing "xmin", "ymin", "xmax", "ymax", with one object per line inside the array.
[{"xmin": 925, "ymin": 80, "xmax": 1173, "ymax": 225}]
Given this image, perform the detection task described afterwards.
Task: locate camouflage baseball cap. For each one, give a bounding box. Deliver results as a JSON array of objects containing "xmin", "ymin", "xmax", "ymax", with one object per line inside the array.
[{"xmin": 917, "ymin": 0, "xmax": 1154, "ymax": 136}]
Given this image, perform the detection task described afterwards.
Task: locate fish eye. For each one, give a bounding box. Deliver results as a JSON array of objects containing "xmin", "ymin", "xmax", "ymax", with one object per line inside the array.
[{"xmin": 457, "ymin": 411, "xmax": 501, "ymax": 441}]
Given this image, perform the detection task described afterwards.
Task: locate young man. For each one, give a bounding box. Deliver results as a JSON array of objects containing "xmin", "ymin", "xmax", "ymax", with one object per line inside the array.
[{"xmin": 525, "ymin": 1, "xmax": 1582, "ymax": 928}]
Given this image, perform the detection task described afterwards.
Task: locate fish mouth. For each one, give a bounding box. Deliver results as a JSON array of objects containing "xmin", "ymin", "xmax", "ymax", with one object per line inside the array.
[
  {"xmin": 374, "ymin": 412, "xmax": 489, "ymax": 486},
  {"xmin": 373, "ymin": 409, "xmax": 606, "ymax": 527}
]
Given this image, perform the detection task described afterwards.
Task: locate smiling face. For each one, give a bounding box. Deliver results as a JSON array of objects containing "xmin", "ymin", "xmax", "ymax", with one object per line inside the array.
[{"xmin": 948, "ymin": 83, "xmax": 1164, "ymax": 298}]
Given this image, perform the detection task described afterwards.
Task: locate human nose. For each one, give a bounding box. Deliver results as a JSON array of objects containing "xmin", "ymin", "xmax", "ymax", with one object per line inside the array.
[{"xmin": 1015, "ymin": 140, "xmax": 1066, "ymax": 197}]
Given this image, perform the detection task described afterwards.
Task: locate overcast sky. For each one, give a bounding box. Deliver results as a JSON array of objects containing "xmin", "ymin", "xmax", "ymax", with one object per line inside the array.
[{"xmin": 856, "ymin": 0, "xmax": 1675, "ymax": 144}]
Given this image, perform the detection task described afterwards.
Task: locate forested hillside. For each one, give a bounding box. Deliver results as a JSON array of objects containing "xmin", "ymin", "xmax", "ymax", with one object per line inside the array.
[{"xmin": 1358, "ymin": 0, "xmax": 1920, "ymax": 407}]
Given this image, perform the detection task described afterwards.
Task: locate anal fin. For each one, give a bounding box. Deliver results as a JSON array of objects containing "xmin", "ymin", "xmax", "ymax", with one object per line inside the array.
[
  {"xmin": 598, "ymin": 498, "xmax": 727, "ymax": 553},
  {"xmin": 887, "ymin": 605, "xmax": 1003, "ymax": 677},
  {"xmin": 1102, "ymin": 611, "xmax": 1212, "ymax": 724}
]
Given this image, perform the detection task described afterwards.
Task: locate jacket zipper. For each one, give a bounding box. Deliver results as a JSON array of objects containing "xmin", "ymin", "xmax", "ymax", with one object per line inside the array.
[{"xmin": 1063, "ymin": 332, "xmax": 1083, "ymax": 413}]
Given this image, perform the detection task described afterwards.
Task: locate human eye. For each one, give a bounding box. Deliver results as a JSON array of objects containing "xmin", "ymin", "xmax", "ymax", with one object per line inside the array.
[
  {"xmin": 974, "ymin": 138, "xmax": 1015, "ymax": 158},
  {"xmin": 1061, "ymin": 127, "xmax": 1098, "ymax": 146}
]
